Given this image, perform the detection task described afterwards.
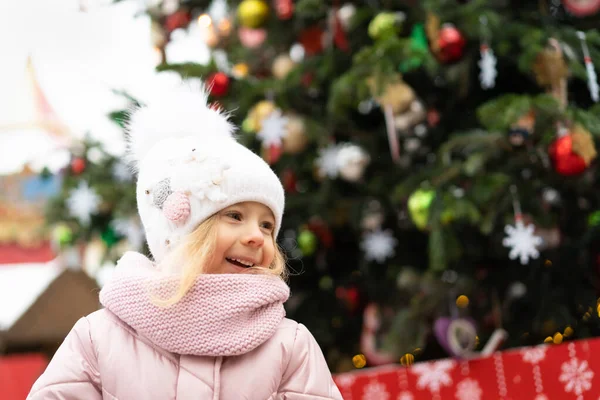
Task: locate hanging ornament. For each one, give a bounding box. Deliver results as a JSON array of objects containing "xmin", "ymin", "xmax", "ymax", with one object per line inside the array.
[
  {"xmin": 281, "ymin": 169, "xmax": 297, "ymax": 193},
  {"xmin": 437, "ymin": 23, "xmax": 467, "ymax": 64},
  {"xmin": 297, "ymin": 228, "xmax": 318, "ymax": 256},
  {"xmin": 399, "ymin": 23, "xmax": 429, "ymax": 73},
  {"xmin": 164, "ymin": 10, "xmax": 191, "ymax": 33},
  {"xmin": 502, "ymin": 185, "xmax": 543, "ymax": 265},
  {"xmin": 361, "ymin": 200, "xmax": 384, "ymax": 231},
  {"xmin": 299, "ymin": 26, "xmax": 325, "ymax": 56},
  {"xmin": 360, "ymin": 303, "xmax": 396, "ymax": 366},
  {"xmin": 368, "ymin": 12, "xmax": 404, "ymax": 41},
  {"xmin": 282, "ymin": 115, "xmax": 308, "ymax": 154},
  {"xmin": 576, "ymin": 31, "xmax": 599, "ymax": 102},
  {"xmin": 272, "ymin": 54, "xmax": 296, "ymax": 79},
  {"xmin": 508, "ymin": 110, "xmax": 536, "ymax": 147},
  {"xmin": 67, "ymin": 181, "xmax": 101, "ymax": 226},
  {"xmin": 337, "ymin": 3, "xmax": 356, "ymax": 31},
  {"xmin": 51, "ymin": 223, "xmax": 74, "ymax": 247},
  {"xmin": 360, "ymin": 229, "xmax": 398, "ymax": 263},
  {"xmin": 237, "ymin": 0, "xmax": 269, "ymax": 28},
  {"xmin": 307, "ymin": 217, "xmax": 333, "ymax": 248},
  {"xmin": 257, "ymin": 108, "xmax": 288, "ymax": 164},
  {"xmin": 275, "ymin": 0, "xmax": 293, "ymax": 19},
  {"xmin": 367, "ymin": 76, "xmax": 416, "ymax": 163},
  {"xmin": 327, "ymin": 5, "xmax": 350, "ymax": 52},
  {"xmin": 289, "ymin": 43, "xmax": 305, "ymax": 62},
  {"xmin": 562, "ymin": 0, "xmax": 600, "ymax": 16},
  {"xmin": 70, "ymin": 157, "xmax": 86, "ymax": 175},
  {"xmin": 315, "ymin": 144, "xmax": 341, "ymax": 179},
  {"xmin": 533, "ymin": 39, "xmax": 569, "ymax": 108},
  {"xmin": 478, "ymin": 16, "xmax": 497, "ymax": 89},
  {"xmin": 395, "ymin": 99, "xmax": 426, "ymax": 132},
  {"xmin": 232, "ymin": 63, "xmax": 250, "ymax": 79},
  {"xmin": 549, "ymin": 124, "xmax": 597, "ymax": 175},
  {"xmin": 111, "ymin": 218, "xmax": 145, "ymax": 251},
  {"xmin": 336, "ymin": 143, "xmax": 370, "ymax": 182},
  {"xmin": 407, "ymin": 189, "xmax": 435, "ymax": 231},
  {"xmin": 242, "ymin": 100, "xmax": 276, "ymax": 133},
  {"xmin": 206, "ymin": 72, "xmax": 230, "ymax": 97},
  {"xmin": 238, "ymin": 27, "xmax": 267, "ymax": 48},
  {"xmin": 336, "ymin": 286, "xmax": 360, "ymax": 313}
]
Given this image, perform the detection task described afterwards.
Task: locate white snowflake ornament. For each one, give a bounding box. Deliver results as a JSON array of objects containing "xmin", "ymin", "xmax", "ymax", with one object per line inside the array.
[
  {"xmin": 67, "ymin": 181, "xmax": 101, "ymax": 226},
  {"xmin": 111, "ymin": 218, "xmax": 146, "ymax": 250},
  {"xmin": 112, "ymin": 161, "xmax": 133, "ymax": 182},
  {"xmin": 361, "ymin": 229, "xmax": 398, "ymax": 263},
  {"xmin": 479, "ymin": 45, "xmax": 497, "ymax": 89},
  {"xmin": 257, "ymin": 109, "xmax": 289, "ymax": 147},
  {"xmin": 502, "ymin": 220, "xmax": 543, "ymax": 264},
  {"xmin": 315, "ymin": 144, "xmax": 341, "ymax": 179}
]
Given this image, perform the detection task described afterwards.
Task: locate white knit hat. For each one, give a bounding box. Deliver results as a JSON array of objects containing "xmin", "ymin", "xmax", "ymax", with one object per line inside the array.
[{"xmin": 126, "ymin": 81, "xmax": 285, "ymax": 263}]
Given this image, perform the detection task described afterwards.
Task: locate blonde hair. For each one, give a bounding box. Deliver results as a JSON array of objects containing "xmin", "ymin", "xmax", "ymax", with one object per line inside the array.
[{"xmin": 152, "ymin": 212, "xmax": 288, "ymax": 307}]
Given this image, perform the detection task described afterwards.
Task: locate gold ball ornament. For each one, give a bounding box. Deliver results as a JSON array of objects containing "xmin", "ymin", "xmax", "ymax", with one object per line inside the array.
[
  {"xmin": 232, "ymin": 63, "xmax": 250, "ymax": 79},
  {"xmin": 367, "ymin": 75, "xmax": 416, "ymax": 114},
  {"xmin": 244, "ymin": 100, "xmax": 276, "ymax": 133},
  {"xmin": 204, "ymin": 27, "xmax": 220, "ymax": 48},
  {"xmin": 282, "ymin": 115, "xmax": 307, "ymax": 154},
  {"xmin": 272, "ymin": 54, "xmax": 296, "ymax": 79},
  {"xmin": 237, "ymin": 0, "xmax": 269, "ymax": 29},
  {"xmin": 352, "ymin": 354, "xmax": 367, "ymax": 368}
]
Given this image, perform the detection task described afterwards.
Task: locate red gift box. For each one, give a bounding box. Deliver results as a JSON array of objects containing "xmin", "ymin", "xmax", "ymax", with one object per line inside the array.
[{"xmin": 334, "ymin": 338, "xmax": 600, "ymax": 399}]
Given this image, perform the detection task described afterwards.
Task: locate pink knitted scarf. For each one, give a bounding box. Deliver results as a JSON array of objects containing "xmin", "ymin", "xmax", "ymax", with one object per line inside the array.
[{"xmin": 99, "ymin": 252, "xmax": 290, "ymax": 356}]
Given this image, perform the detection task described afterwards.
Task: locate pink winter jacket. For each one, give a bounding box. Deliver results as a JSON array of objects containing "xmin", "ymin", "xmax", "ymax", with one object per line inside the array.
[{"xmin": 28, "ymin": 252, "xmax": 343, "ymax": 400}]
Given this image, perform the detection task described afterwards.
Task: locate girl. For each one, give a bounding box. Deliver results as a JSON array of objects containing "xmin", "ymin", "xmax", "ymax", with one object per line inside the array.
[{"xmin": 28, "ymin": 82, "xmax": 343, "ymax": 400}]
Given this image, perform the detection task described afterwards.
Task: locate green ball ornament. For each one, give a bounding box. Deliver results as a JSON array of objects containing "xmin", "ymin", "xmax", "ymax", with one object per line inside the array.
[
  {"xmin": 368, "ymin": 12, "xmax": 402, "ymax": 40},
  {"xmin": 297, "ymin": 229, "xmax": 318, "ymax": 256},
  {"xmin": 53, "ymin": 224, "xmax": 73, "ymax": 246},
  {"xmin": 101, "ymin": 226, "xmax": 120, "ymax": 247},
  {"xmin": 408, "ymin": 189, "xmax": 435, "ymax": 230}
]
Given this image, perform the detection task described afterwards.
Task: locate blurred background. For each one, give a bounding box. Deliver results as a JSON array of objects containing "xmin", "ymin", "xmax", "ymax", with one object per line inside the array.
[{"xmin": 4, "ymin": 0, "xmax": 600, "ymax": 398}]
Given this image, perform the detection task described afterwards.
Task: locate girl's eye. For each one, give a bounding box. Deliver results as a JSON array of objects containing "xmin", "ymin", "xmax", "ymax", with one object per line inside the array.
[
  {"xmin": 261, "ymin": 221, "xmax": 274, "ymax": 231},
  {"xmin": 226, "ymin": 212, "xmax": 242, "ymax": 221}
]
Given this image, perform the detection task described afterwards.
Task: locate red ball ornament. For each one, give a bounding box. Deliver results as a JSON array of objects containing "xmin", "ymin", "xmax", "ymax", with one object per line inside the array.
[
  {"xmin": 164, "ymin": 10, "xmax": 191, "ymax": 33},
  {"xmin": 562, "ymin": 0, "xmax": 600, "ymax": 17},
  {"xmin": 299, "ymin": 26, "xmax": 325, "ymax": 56},
  {"xmin": 71, "ymin": 157, "xmax": 86, "ymax": 174},
  {"xmin": 437, "ymin": 24, "xmax": 466, "ymax": 64},
  {"xmin": 207, "ymin": 72, "xmax": 230, "ymax": 97},
  {"xmin": 548, "ymin": 135, "xmax": 588, "ymax": 176}
]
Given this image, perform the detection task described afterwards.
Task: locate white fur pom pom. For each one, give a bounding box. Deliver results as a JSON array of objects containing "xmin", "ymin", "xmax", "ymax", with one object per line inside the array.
[{"xmin": 125, "ymin": 79, "xmax": 235, "ymax": 170}]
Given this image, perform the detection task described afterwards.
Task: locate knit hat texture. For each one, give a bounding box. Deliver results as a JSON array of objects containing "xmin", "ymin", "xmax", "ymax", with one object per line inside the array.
[{"xmin": 126, "ymin": 81, "xmax": 285, "ymax": 263}]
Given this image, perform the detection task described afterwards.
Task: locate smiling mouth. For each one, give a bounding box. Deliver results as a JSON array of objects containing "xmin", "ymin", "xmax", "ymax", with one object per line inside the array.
[{"xmin": 226, "ymin": 258, "xmax": 255, "ymax": 268}]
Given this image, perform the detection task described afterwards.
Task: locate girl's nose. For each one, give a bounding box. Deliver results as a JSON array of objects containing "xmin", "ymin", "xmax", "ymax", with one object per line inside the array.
[{"xmin": 242, "ymin": 224, "xmax": 264, "ymax": 247}]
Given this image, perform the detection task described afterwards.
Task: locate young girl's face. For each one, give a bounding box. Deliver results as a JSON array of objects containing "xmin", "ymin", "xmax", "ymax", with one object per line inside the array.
[{"xmin": 210, "ymin": 201, "xmax": 276, "ymax": 274}]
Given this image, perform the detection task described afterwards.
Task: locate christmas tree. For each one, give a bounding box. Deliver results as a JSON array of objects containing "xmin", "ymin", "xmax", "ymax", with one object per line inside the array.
[{"xmin": 46, "ymin": 0, "xmax": 600, "ymax": 372}]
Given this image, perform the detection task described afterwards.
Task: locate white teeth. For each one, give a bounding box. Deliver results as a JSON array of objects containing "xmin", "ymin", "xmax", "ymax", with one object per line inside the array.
[{"xmin": 231, "ymin": 258, "xmax": 254, "ymax": 267}]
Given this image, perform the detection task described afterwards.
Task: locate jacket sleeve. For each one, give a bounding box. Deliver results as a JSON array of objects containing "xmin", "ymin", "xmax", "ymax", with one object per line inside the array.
[
  {"xmin": 277, "ymin": 323, "xmax": 343, "ymax": 400},
  {"xmin": 27, "ymin": 316, "xmax": 102, "ymax": 400}
]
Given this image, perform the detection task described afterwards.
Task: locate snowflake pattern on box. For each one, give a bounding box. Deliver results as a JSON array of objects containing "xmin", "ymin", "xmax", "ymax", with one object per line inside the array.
[
  {"xmin": 502, "ymin": 220, "xmax": 542, "ymax": 264},
  {"xmin": 521, "ymin": 346, "xmax": 548, "ymax": 364},
  {"xmin": 361, "ymin": 229, "xmax": 398, "ymax": 263},
  {"xmin": 411, "ymin": 359, "xmax": 456, "ymax": 394},
  {"xmin": 397, "ymin": 392, "xmax": 414, "ymax": 400},
  {"xmin": 455, "ymin": 378, "xmax": 482, "ymax": 400},
  {"xmin": 559, "ymin": 358, "xmax": 594, "ymax": 397},
  {"xmin": 66, "ymin": 181, "xmax": 101, "ymax": 226},
  {"xmin": 362, "ymin": 380, "xmax": 390, "ymax": 400}
]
